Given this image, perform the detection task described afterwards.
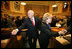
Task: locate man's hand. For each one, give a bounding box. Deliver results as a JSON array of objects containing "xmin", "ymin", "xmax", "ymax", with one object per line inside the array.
[
  {"xmin": 38, "ymin": 31, "xmax": 41, "ymax": 35},
  {"xmin": 11, "ymin": 29, "xmax": 19, "ymax": 35}
]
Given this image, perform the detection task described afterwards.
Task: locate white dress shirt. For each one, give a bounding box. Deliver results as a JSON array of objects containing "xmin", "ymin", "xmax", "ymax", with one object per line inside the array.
[{"xmin": 31, "ymin": 17, "xmax": 35, "ymax": 25}]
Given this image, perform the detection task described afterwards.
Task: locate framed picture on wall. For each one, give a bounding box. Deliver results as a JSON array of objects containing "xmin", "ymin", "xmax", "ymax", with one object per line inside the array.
[
  {"xmin": 52, "ymin": 6, "xmax": 58, "ymax": 12},
  {"xmin": 13, "ymin": 1, "xmax": 20, "ymax": 11},
  {"xmin": 2, "ymin": 1, "xmax": 10, "ymax": 10}
]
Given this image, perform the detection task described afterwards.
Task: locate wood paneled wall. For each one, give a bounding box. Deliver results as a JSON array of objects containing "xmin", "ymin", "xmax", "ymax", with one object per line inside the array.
[
  {"xmin": 1, "ymin": 1, "xmax": 71, "ymax": 19},
  {"xmin": 25, "ymin": 4, "xmax": 49, "ymax": 18}
]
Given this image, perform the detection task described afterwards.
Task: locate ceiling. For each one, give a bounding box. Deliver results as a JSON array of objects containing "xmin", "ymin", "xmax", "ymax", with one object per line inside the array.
[{"xmin": 20, "ymin": 1, "xmax": 71, "ymax": 6}]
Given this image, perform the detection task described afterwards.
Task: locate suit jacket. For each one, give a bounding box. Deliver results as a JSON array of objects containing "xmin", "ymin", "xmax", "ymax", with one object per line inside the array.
[
  {"xmin": 18, "ymin": 17, "xmax": 41, "ymax": 38},
  {"xmin": 39, "ymin": 22, "xmax": 59, "ymax": 39},
  {"xmin": 38, "ymin": 22, "xmax": 59, "ymax": 48}
]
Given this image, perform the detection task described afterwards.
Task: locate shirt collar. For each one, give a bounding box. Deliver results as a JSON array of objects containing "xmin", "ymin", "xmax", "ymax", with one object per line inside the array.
[{"xmin": 31, "ymin": 16, "xmax": 35, "ymax": 20}]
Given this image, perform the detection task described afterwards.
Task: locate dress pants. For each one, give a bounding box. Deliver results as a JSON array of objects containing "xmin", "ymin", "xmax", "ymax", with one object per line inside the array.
[
  {"xmin": 28, "ymin": 36, "xmax": 37, "ymax": 48},
  {"xmin": 39, "ymin": 33, "xmax": 49, "ymax": 48}
]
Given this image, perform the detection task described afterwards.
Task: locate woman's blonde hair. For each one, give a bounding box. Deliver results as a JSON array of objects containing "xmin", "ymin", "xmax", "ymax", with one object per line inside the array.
[{"xmin": 42, "ymin": 13, "xmax": 52, "ymax": 23}]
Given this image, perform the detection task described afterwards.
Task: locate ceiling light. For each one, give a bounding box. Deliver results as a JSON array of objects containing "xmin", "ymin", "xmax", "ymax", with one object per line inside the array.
[
  {"xmin": 21, "ymin": 2, "xmax": 26, "ymax": 5},
  {"xmin": 64, "ymin": 2, "xmax": 67, "ymax": 4},
  {"xmin": 52, "ymin": 5, "xmax": 57, "ymax": 7}
]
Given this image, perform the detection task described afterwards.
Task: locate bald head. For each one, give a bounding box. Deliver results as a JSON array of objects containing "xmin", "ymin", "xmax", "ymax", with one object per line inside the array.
[{"xmin": 28, "ymin": 10, "xmax": 34, "ymax": 18}]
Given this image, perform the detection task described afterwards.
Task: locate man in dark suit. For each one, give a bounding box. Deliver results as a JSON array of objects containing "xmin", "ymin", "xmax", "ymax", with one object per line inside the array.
[{"xmin": 11, "ymin": 10, "xmax": 41, "ymax": 48}]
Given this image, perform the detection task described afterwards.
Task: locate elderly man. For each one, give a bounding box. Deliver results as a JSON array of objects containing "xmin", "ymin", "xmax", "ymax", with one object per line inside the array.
[{"xmin": 11, "ymin": 10, "xmax": 41, "ymax": 48}]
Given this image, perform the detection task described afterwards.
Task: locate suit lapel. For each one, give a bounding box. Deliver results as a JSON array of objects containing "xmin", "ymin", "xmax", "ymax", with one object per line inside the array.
[
  {"xmin": 44, "ymin": 23, "xmax": 51, "ymax": 30},
  {"xmin": 35, "ymin": 17, "xmax": 36, "ymax": 26},
  {"xmin": 28, "ymin": 17, "xmax": 35, "ymax": 27},
  {"xmin": 35, "ymin": 17, "xmax": 38, "ymax": 27},
  {"xmin": 28, "ymin": 17, "xmax": 37, "ymax": 27},
  {"xmin": 28, "ymin": 18, "xmax": 32, "ymax": 24}
]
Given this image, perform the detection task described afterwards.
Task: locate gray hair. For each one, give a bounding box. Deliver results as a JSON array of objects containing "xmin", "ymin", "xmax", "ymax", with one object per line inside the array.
[{"xmin": 28, "ymin": 10, "xmax": 34, "ymax": 14}]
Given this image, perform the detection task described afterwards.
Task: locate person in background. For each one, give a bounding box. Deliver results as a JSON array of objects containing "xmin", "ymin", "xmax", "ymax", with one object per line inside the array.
[
  {"xmin": 1, "ymin": 16, "xmax": 4, "ymax": 28},
  {"xmin": 67, "ymin": 17, "xmax": 71, "ymax": 33},
  {"xmin": 55, "ymin": 19, "xmax": 63, "ymax": 27},
  {"xmin": 39, "ymin": 13, "xmax": 67, "ymax": 48},
  {"xmin": 61, "ymin": 16, "xmax": 71, "ymax": 48},
  {"xmin": 51, "ymin": 16, "xmax": 58, "ymax": 27},
  {"xmin": 61, "ymin": 16, "xmax": 67, "ymax": 29},
  {"xmin": 1, "ymin": 16, "xmax": 8, "ymax": 28},
  {"xmin": 15, "ymin": 16, "xmax": 22, "ymax": 28},
  {"xmin": 12, "ymin": 17, "xmax": 15, "ymax": 22},
  {"xmin": 67, "ymin": 16, "xmax": 71, "ymax": 27},
  {"xmin": 64, "ymin": 16, "xmax": 71, "ymax": 34},
  {"xmin": 11, "ymin": 17, "xmax": 16, "ymax": 27},
  {"xmin": 21, "ymin": 16, "xmax": 26, "ymax": 23},
  {"xmin": 6, "ymin": 16, "xmax": 16, "ymax": 28}
]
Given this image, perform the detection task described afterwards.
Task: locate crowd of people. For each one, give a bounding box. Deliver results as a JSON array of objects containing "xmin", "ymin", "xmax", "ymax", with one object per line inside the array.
[
  {"xmin": 1, "ymin": 15, "xmax": 26, "ymax": 28},
  {"xmin": 51, "ymin": 15, "xmax": 71, "ymax": 28},
  {"xmin": 1, "ymin": 14, "xmax": 70, "ymax": 29}
]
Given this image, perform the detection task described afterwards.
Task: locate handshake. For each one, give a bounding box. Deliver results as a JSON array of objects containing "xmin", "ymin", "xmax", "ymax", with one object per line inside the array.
[
  {"xmin": 11, "ymin": 29, "xmax": 67, "ymax": 36},
  {"xmin": 58, "ymin": 30, "xmax": 67, "ymax": 35},
  {"xmin": 11, "ymin": 29, "xmax": 19, "ymax": 35}
]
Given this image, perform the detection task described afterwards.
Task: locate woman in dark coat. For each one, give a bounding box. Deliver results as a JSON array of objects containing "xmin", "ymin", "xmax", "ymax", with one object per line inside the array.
[{"xmin": 39, "ymin": 13, "xmax": 66, "ymax": 48}]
